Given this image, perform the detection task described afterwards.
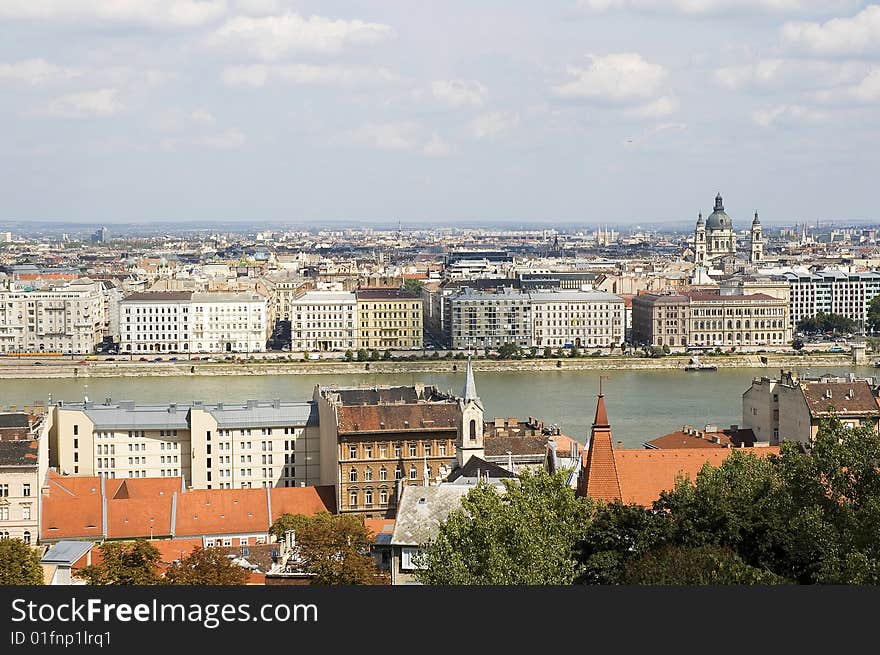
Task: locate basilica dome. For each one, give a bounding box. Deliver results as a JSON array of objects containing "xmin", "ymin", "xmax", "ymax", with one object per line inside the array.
[{"xmin": 705, "ymin": 193, "xmax": 731, "ymax": 230}]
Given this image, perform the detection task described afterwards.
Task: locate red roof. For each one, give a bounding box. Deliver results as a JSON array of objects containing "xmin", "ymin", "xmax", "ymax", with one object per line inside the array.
[
  {"xmin": 337, "ymin": 404, "xmax": 459, "ymax": 434},
  {"xmin": 174, "ymin": 488, "xmax": 271, "ymax": 538}
]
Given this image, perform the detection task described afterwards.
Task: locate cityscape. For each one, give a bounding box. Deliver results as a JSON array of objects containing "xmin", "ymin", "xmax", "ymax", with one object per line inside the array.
[{"xmin": 3, "ymin": 1, "xmax": 880, "ymax": 597}]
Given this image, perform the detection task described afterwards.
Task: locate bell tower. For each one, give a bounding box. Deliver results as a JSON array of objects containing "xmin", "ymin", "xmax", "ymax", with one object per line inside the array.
[
  {"xmin": 455, "ymin": 357, "xmax": 484, "ymax": 469},
  {"xmin": 694, "ymin": 212, "xmax": 706, "ymax": 266},
  {"xmin": 751, "ymin": 211, "xmax": 763, "ymax": 264}
]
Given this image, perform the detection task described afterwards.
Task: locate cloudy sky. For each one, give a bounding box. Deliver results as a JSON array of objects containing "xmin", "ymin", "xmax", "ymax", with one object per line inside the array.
[{"xmin": 2, "ymin": 1, "xmax": 880, "ymax": 226}]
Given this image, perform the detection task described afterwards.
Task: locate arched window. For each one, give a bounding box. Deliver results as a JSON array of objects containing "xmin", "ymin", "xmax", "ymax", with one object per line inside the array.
[
  {"xmin": 409, "ymin": 465, "xmax": 417, "ymax": 480},
  {"xmin": 364, "ymin": 489, "xmax": 373, "ymax": 506},
  {"xmin": 349, "ymin": 490, "xmax": 358, "ymax": 509},
  {"xmin": 364, "ymin": 467, "xmax": 372, "ymax": 481},
  {"xmin": 23, "ymin": 531, "xmax": 31, "ymax": 545},
  {"xmin": 349, "ymin": 467, "xmax": 357, "ymax": 483},
  {"xmin": 380, "ymin": 488, "xmax": 388, "ymax": 505},
  {"xmin": 469, "ymin": 419, "xmax": 477, "ymax": 441},
  {"xmin": 379, "ymin": 466, "xmax": 387, "ymax": 481}
]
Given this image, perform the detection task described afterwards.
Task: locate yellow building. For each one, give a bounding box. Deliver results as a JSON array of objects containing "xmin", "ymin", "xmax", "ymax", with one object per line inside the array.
[{"xmin": 356, "ymin": 289, "xmax": 423, "ymax": 350}]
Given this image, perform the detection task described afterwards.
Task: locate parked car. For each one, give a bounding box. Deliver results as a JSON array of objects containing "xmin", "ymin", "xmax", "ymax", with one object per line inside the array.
[
  {"xmin": 138, "ymin": 357, "xmax": 149, "ymax": 362},
  {"xmin": 169, "ymin": 357, "xmax": 178, "ymax": 361},
  {"xmin": 153, "ymin": 357, "xmax": 163, "ymax": 362},
  {"xmin": 191, "ymin": 356, "xmax": 201, "ymax": 361},
  {"xmin": 105, "ymin": 357, "xmax": 115, "ymax": 361}
]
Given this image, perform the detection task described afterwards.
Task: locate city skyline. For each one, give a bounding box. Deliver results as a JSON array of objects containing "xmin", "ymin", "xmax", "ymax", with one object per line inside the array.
[{"xmin": 2, "ymin": 2, "xmax": 880, "ymax": 224}]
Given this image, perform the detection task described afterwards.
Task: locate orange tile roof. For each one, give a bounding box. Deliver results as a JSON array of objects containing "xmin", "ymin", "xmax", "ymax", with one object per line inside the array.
[
  {"xmin": 106, "ymin": 498, "xmax": 174, "ymax": 540},
  {"xmin": 579, "ymin": 395, "xmax": 621, "ymax": 502},
  {"xmin": 337, "ymin": 404, "xmax": 459, "ymax": 434},
  {"xmin": 269, "ymin": 485, "xmax": 337, "ymax": 519},
  {"xmin": 41, "ymin": 496, "xmax": 103, "ymax": 541},
  {"xmin": 364, "ymin": 518, "xmax": 396, "ymax": 540},
  {"xmin": 174, "ymin": 488, "xmax": 270, "ymax": 538}
]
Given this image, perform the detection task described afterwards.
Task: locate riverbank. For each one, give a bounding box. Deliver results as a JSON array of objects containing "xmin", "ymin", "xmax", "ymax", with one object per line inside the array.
[{"xmin": 0, "ymin": 352, "xmax": 858, "ymax": 379}]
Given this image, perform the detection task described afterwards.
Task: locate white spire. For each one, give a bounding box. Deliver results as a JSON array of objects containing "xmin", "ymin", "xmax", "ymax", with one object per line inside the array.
[{"xmin": 462, "ymin": 357, "xmax": 478, "ymax": 401}]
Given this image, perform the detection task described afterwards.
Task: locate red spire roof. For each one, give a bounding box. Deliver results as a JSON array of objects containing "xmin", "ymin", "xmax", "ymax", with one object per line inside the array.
[{"xmin": 579, "ymin": 393, "xmax": 621, "ymax": 502}]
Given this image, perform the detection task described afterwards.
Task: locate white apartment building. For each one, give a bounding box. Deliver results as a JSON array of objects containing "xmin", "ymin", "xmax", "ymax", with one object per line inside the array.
[
  {"xmin": 191, "ymin": 292, "xmax": 268, "ymax": 353},
  {"xmin": 50, "ymin": 399, "xmax": 321, "ymax": 489},
  {"xmin": 449, "ymin": 288, "xmax": 532, "ymax": 350},
  {"xmin": 0, "ymin": 412, "xmax": 51, "ymax": 545},
  {"xmin": 119, "ymin": 292, "xmax": 192, "ymax": 354},
  {"xmin": 783, "ymin": 270, "xmax": 880, "ymax": 330},
  {"xmin": 531, "ymin": 290, "xmax": 625, "ymax": 349},
  {"xmin": 0, "ymin": 279, "xmax": 105, "ymax": 354},
  {"xmin": 118, "ymin": 291, "xmax": 268, "ymax": 354},
  {"xmin": 290, "ymin": 291, "xmax": 357, "ymax": 352}
]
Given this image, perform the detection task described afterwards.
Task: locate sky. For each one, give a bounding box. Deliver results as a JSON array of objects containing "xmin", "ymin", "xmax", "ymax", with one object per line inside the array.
[{"xmin": 2, "ymin": 1, "xmax": 880, "ymax": 226}]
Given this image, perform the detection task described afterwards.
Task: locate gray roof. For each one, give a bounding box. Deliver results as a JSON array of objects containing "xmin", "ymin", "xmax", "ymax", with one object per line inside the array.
[
  {"xmin": 390, "ymin": 485, "xmax": 472, "ymax": 547},
  {"xmin": 528, "ymin": 290, "xmax": 624, "ymax": 303},
  {"xmin": 59, "ymin": 400, "xmax": 319, "ymax": 431},
  {"xmin": 42, "ymin": 540, "xmax": 94, "ymax": 566}
]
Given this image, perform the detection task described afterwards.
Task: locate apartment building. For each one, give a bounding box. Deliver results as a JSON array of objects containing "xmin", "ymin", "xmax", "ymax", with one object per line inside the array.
[
  {"xmin": 449, "ymin": 288, "xmax": 532, "ymax": 349},
  {"xmin": 289, "ymin": 291, "xmax": 357, "ymax": 352},
  {"xmin": 356, "ymin": 289, "xmax": 423, "ymax": 350},
  {"xmin": 0, "ymin": 279, "xmax": 105, "ymax": 354},
  {"xmin": 783, "ymin": 270, "xmax": 880, "ymax": 330},
  {"xmin": 118, "ymin": 291, "xmax": 268, "ymax": 354},
  {"xmin": 50, "ymin": 399, "xmax": 320, "ymax": 489},
  {"xmin": 531, "ymin": 290, "xmax": 625, "ymax": 349},
  {"xmin": 190, "ymin": 292, "xmax": 268, "ymax": 353},
  {"xmin": 742, "ymin": 371, "xmax": 880, "ymax": 445},
  {"xmin": 0, "ymin": 412, "xmax": 51, "ymax": 545},
  {"xmin": 632, "ymin": 291, "xmax": 790, "ymax": 350}
]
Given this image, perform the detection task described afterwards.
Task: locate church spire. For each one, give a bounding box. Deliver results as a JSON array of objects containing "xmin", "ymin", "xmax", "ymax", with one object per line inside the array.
[
  {"xmin": 714, "ymin": 193, "xmax": 724, "ymax": 212},
  {"xmin": 578, "ymin": 391, "xmax": 621, "ymax": 502},
  {"xmin": 696, "ymin": 211, "xmax": 704, "ymax": 227},
  {"xmin": 752, "ymin": 211, "xmax": 761, "ymax": 225},
  {"xmin": 462, "ymin": 357, "xmax": 478, "ymax": 402}
]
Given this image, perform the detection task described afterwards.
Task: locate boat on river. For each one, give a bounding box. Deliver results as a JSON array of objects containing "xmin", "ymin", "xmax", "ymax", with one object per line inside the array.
[{"xmin": 684, "ymin": 356, "xmax": 717, "ymax": 372}]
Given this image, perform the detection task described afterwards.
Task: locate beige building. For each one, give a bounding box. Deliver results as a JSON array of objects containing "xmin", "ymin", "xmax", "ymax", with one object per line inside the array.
[
  {"xmin": 631, "ymin": 293, "xmax": 690, "ymax": 349},
  {"xmin": 0, "ymin": 278, "xmax": 105, "ymax": 354},
  {"xmin": 743, "ymin": 371, "xmax": 880, "ymax": 445},
  {"xmin": 356, "ymin": 289, "xmax": 423, "ymax": 350},
  {"xmin": 531, "ymin": 290, "xmax": 625, "ymax": 349},
  {"xmin": 50, "ymin": 400, "xmax": 320, "ymax": 489},
  {"xmin": 0, "ymin": 412, "xmax": 51, "ymax": 545}
]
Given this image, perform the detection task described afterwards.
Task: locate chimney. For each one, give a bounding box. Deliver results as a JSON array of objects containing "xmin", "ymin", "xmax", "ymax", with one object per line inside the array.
[{"xmin": 616, "ymin": 441, "xmax": 622, "ymax": 449}]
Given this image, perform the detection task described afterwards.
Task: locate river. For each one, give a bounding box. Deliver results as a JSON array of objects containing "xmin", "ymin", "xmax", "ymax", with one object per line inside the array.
[{"xmin": 2, "ymin": 365, "xmax": 875, "ymax": 447}]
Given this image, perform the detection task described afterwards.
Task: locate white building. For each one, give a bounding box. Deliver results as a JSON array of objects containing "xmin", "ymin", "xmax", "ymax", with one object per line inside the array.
[
  {"xmin": 290, "ymin": 291, "xmax": 357, "ymax": 352},
  {"xmin": 783, "ymin": 270, "xmax": 880, "ymax": 330},
  {"xmin": 531, "ymin": 290, "xmax": 625, "ymax": 349},
  {"xmin": 50, "ymin": 399, "xmax": 321, "ymax": 489},
  {"xmin": 119, "ymin": 291, "xmax": 268, "ymax": 354},
  {"xmin": 0, "ymin": 279, "xmax": 105, "ymax": 354},
  {"xmin": 0, "ymin": 412, "xmax": 51, "ymax": 545},
  {"xmin": 191, "ymin": 292, "xmax": 268, "ymax": 354}
]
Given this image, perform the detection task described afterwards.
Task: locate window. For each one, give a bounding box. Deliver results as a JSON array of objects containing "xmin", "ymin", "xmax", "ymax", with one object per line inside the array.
[
  {"xmin": 364, "ymin": 489, "xmax": 373, "ymax": 506},
  {"xmin": 469, "ymin": 419, "xmax": 477, "ymax": 441},
  {"xmin": 409, "ymin": 465, "xmax": 417, "ymax": 480},
  {"xmin": 349, "ymin": 468, "xmax": 357, "ymax": 482},
  {"xmin": 223, "ymin": 538, "xmax": 233, "ymax": 547},
  {"xmin": 22, "ymin": 531, "xmax": 31, "ymax": 545},
  {"xmin": 22, "ymin": 506, "xmax": 31, "ymax": 521},
  {"xmin": 0, "ymin": 484, "xmax": 7, "ymax": 497},
  {"xmin": 364, "ymin": 445, "xmax": 372, "ymax": 459},
  {"xmin": 409, "ymin": 443, "xmax": 417, "ymax": 457},
  {"xmin": 439, "ymin": 443, "xmax": 446, "ymax": 456},
  {"xmin": 0, "ymin": 507, "xmax": 8, "ymax": 521},
  {"xmin": 424, "ymin": 444, "xmax": 431, "ymax": 457},
  {"xmin": 349, "ymin": 490, "xmax": 358, "ymax": 509},
  {"xmin": 379, "ymin": 467, "xmax": 387, "ymax": 481},
  {"xmin": 395, "ymin": 467, "xmax": 402, "ymax": 481},
  {"xmin": 400, "ymin": 546, "xmax": 424, "ymax": 571},
  {"xmin": 349, "ymin": 445, "xmax": 357, "ymax": 459},
  {"xmin": 380, "ymin": 489, "xmax": 388, "ymax": 505},
  {"xmin": 394, "ymin": 445, "xmax": 401, "ymax": 458},
  {"xmin": 73, "ymin": 425, "xmax": 79, "ymax": 436}
]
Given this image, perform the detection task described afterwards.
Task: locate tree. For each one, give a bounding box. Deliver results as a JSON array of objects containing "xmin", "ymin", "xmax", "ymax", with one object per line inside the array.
[
  {"xmin": 543, "ymin": 346, "xmax": 553, "ymax": 359},
  {"xmin": 382, "ymin": 349, "xmax": 393, "ymax": 360},
  {"xmin": 662, "ymin": 344, "xmax": 671, "ymax": 355},
  {"xmin": 792, "ymin": 337, "xmax": 804, "ymax": 351},
  {"xmin": 869, "ymin": 296, "xmax": 880, "ymax": 334},
  {"xmin": 497, "ymin": 343, "xmax": 521, "ymax": 359},
  {"xmin": 77, "ymin": 540, "xmax": 161, "ymax": 585},
  {"xmin": 356, "ymin": 348, "xmax": 368, "ymax": 362},
  {"xmin": 568, "ymin": 346, "xmax": 581, "ymax": 358},
  {"xmin": 622, "ymin": 544, "xmax": 785, "ymax": 585},
  {"xmin": 344, "ymin": 349, "xmax": 354, "ymax": 362},
  {"xmin": 555, "ymin": 347, "xmax": 567, "ymax": 359},
  {"xmin": 369, "ymin": 349, "xmax": 380, "ymax": 361},
  {"xmin": 163, "ymin": 546, "xmax": 250, "ymax": 585},
  {"xmin": 0, "ymin": 538, "xmax": 44, "ymax": 585},
  {"xmin": 797, "ymin": 312, "xmax": 856, "ymax": 335},
  {"xmin": 402, "ymin": 279, "xmax": 425, "ymax": 296},
  {"xmin": 416, "ymin": 470, "xmax": 594, "ymax": 585},
  {"xmin": 269, "ymin": 512, "xmax": 379, "ymax": 585}
]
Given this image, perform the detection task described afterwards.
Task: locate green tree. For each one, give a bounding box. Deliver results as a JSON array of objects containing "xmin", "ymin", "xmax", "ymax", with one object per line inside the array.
[
  {"xmin": 791, "ymin": 337, "xmax": 804, "ymax": 351},
  {"xmin": 77, "ymin": 540, "xmax": 161, "ymax": 585},
  {"xmin": 555, "ymin": 347, "xmax": 566, "ymax": 359},
  {"xmin": 269, "ymin": 512, "xmax": 379, "ymax": 585},
  {"xmin": 868, "ymin": 296, "xmax": 880, "ymax": 334},
  {"xmin": 797, "ymin": 312, "xmax": 856, "ymax": 335},
  {"xmin": 163, "ymin": 546, "xmax": 250, "ymax": 585},
  {"xmin": 402, "ymin": 279, "xmax": 425, "ymax": 296},
  {"xmin": 416, "ymin": 470, "xmax": 594, "ymax": 585},
  {"xmin": 543, "ymin": 346, "xmax": 553, "ymax": 358},
  {"xmin": 356, "ymin": 348, "xmax": 368, "ymax": 361},
  {"xmin": 369, "ymin": 349, "xmax": 381, "ymax": 361},
  {"xmin": 622, "ymin": 544, "xmax": 785, "ymax": 585},
  {"xmin": 344, "ymin": 349, "xmax": 354, "ymax": 362},
  {"xmin": 0, "ymin": 538, "xmax": 44, "ymax": 585},
  {"xmin": 382, "ymin": 349, "xmax": 393, "ymax": 360},
  {"xmin": 569, "ymin": 346, "xmax": 581, "ymax": 358},
  {"xmin": 497, "ymin": 343, "xmax": 521, "ymax": 359}
]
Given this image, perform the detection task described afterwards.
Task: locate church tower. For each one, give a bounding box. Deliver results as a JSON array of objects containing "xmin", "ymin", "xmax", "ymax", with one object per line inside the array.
[
  {"xmin": 694, "ymin": 212, "xmax": 706, "ymax": 266},
  {"xmin": 576, "ymin": 391, "xmax": 621, "ymax": 502},
  {"xmin": 750, "ymin": 211, "xmax": 763, "ymax": 264},
  {"xmin": 455, "ymin": 357, "xmax": 484, "ymax": 469}
]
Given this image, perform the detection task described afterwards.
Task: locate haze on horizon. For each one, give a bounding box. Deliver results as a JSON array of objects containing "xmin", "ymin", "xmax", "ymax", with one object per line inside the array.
[{"xmin": 2, "ymin": 1, "xmax": 879, "ymax": 226}]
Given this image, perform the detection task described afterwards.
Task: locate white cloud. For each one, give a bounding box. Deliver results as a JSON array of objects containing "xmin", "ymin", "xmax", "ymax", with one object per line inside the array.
[
  {"xmin": 199, "ymin": 128, "xmax": 247, "ymax": 148},
  {"xmin": 782, "ymin": 5, "xmax": 880, "ymax": 55},
  {"xmin": 222, "ymin": 63, "xmax": 397, "ymax": 88},
  {"xmin": 626, "ymin": 95, "xmax": 678, "ymax": 118},
  {"xmin": 552, "ymin": 53, "xmax": 666, "ymax": 102},
  {"xmin": 207, "ymin": 12, "xmax": 395, "ymax": 60},
  {"xmin": 0, "ymin": 59, "xmax": 81, "ymax": 86},
  {"xmin": 752, "ymin": 104, "xmax": 828, "ymax": 127},
  {"xmin": 714, "ymin": 59, "xmax": 869, "ymax": 91},
  {"xmin": 580, "ymin": 0, "xmax": 858, "ymax": 15},
  {"xmin": 430, "ymin": 79, "xmax": 488, "ymax": 108},
  {"xmin": 623, "ymin": 121, "xmax": 687, "ymax": 149},
  {"xmin": 40, "ymin": 88, "xmax": 124, "ymax": 118},
  {"xmin": 346, "ymin": 122, "xmax": 423, "ymax": 150},
  {"xmin": 469, "ymin": 112, "xmax": 520, "ymax": 140},
  {"xmin": 0, "ymin": 1, "xmax": 227, "ymax": 28},
  {"xmin": 423, "ymin": 133, "xmax": 455, "ymax": 157},
  {"xmin": 191, "ymin": 108, "xmax": 215, "ymax": 122}
]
